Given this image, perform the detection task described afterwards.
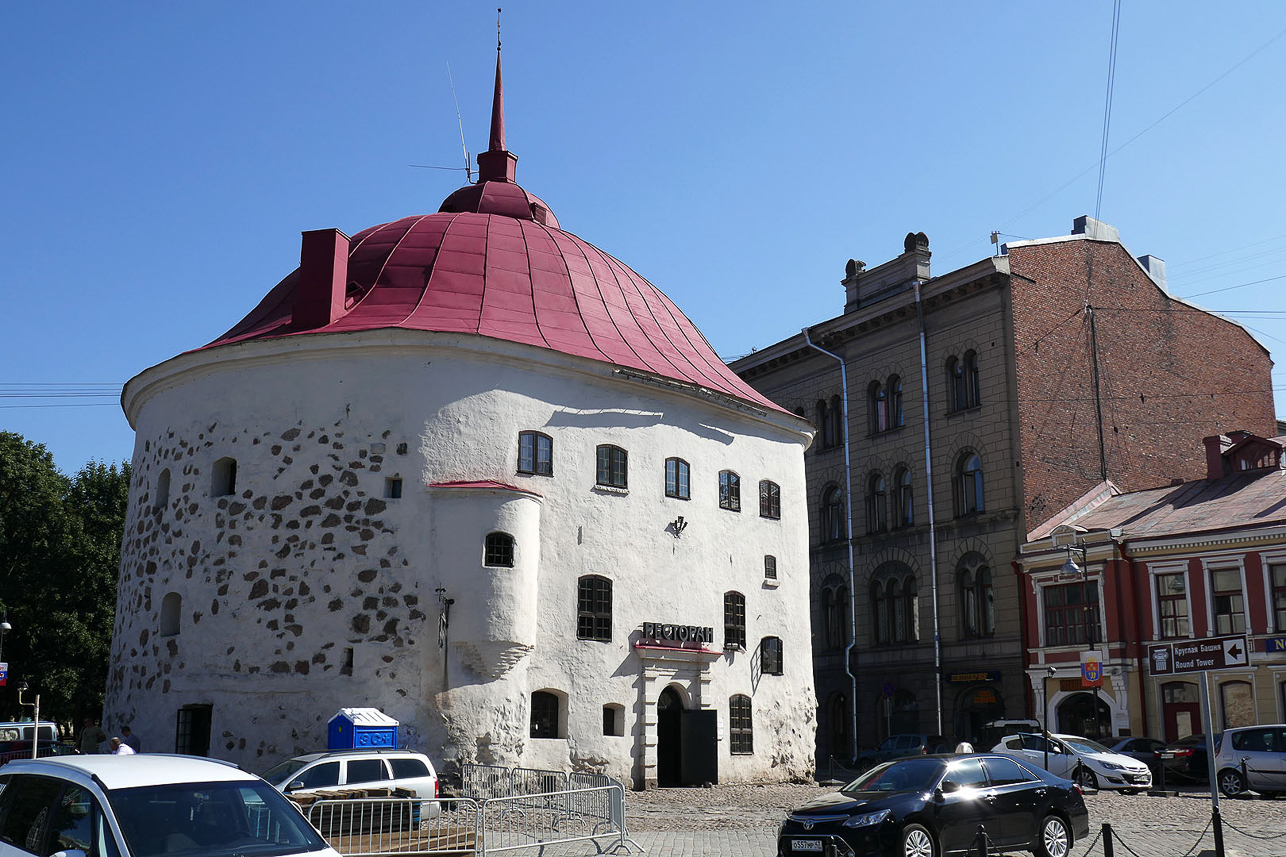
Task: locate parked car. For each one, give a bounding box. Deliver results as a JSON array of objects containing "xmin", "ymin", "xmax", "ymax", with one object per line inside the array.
[
  {"xmin": 778, "ymin": 753, "xmax": 1089, "ymax": 857},
  {"xmin": 263, "ymin": 748, "xmax": 440, "ymax": 801},
  {"xmin": 976, "ymin": 719, "xmax": 1042, "ymax": 753},
  {"xmin": 992, "ymin": 733, "xmax": 1151, "ymax": 792},
  {"xmin": 0, "ymin": 754, "xmax": 339, "ymax": 857},
  {"xmin": 1212, "ymin": 724, "xmax": 1286, "ymax": 797},
  {"xmin": 1155, "ymin": 734, "xmax": 1212, "ymax": 783},
  {"xmin": 1108, "ymin": 736, "xmax": 1166, "ymax": 768},
  {"xmin": 856, "ymin": 734, "xmax": 950, "ymax": 770}
]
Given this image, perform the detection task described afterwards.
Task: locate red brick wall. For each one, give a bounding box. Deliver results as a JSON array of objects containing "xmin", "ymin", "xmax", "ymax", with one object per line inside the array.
[{"xmin": 1008, "ymin": 239, "xmax": 1276, "ymax": 531}]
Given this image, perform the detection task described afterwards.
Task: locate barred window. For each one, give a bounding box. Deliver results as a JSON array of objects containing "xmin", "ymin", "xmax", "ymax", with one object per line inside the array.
[
  {"xmin": 760, "ymin": 636, "xmax": 783, "ymax": 675},
  {"xmin": 724, "ymin": 591, "xmax": 747, "ymax": 649},
  {"xmin": 719, "ymin": 470, "xmax": 741, "ymax": 512},
  {"xmin": 577, "ymin": 575, "xmax": 612, "ymax": 642},
  {"xmin": 484, "ymin": 532, "xmax": 515, "ymax": 567},
  {"xmin": 729, "ymin": 695, "xmax": 753, "ymax": 754},
  {"xmin": 518, "ymin": 431, "xmax": 553, "ymax": 476},
  {"xmin": 759, "ymin": 480, "xmax": 780, "ymax": 519},
  {"xmin": 665, "ymin": 457, "xmax": 690, "ymax": 499},
  {"xmin": 530, "ymin": 691, "xmax": 560, "ymax": 739},
  {"xmin": 596, "ymin": 445, "xmax": 628, "ymax": 488}
]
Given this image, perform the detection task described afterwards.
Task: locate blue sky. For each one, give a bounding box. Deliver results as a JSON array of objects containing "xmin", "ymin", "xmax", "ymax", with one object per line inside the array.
[{"xmin": 3, "ymin": 3, "xmax": 1285, "ymax": 473}]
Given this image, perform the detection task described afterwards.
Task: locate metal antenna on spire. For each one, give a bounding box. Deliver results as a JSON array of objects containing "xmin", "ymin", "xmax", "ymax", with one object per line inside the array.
[
  {"xmin": 446, "ymin": 60, "xmax": 473, "ymax": 182},
  {"xmin": 497, "ymin": 7, "xmax": 502, "ymax": 51}
]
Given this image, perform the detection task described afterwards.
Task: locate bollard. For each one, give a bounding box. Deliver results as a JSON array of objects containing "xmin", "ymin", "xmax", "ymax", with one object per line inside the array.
[
  {"xmin": 1212, "ymin": 806, "xmax": 1225, "ymax": 857},
  {"xmin": 974, "ymin": 824, "xmax": 988, "ymax": 857},
  {"xmin": 1240, "ymin": 756, "xmax": 1249, "ymax": 792},
  {"xmin": 1102, "ymin": 822, "xmax": 1114, "ymax": 857}
]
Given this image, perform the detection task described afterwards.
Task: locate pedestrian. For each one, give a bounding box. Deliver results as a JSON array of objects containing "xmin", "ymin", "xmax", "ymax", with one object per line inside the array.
[
  {"xmin": 79, "ymin": 718, "xmax": 107, "ymax": 754},
  {"xmin": 110, "ymin": 737, "xmax": 135, "ymax": 755},
  {"xmin": 121, "ymin": 725, "xmax": 141, "ymax": 753}
]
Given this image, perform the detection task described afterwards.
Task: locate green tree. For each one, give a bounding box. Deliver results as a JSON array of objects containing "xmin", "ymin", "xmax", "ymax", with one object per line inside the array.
[{"xmin": 0, "ymin": 432, "xmax": 129, "ymax": 725}]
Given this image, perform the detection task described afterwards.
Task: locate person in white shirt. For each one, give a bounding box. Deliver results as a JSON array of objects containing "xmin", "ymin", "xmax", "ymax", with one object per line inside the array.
[{"xmin": 110, "ymin": 737, "xmax": 136, "ymax": 755}]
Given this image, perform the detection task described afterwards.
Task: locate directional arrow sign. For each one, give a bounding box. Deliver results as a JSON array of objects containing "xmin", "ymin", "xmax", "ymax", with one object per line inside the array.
[{"xmin": 1148, "ymin": 635, "xmax": 1252, "ymax": 675}]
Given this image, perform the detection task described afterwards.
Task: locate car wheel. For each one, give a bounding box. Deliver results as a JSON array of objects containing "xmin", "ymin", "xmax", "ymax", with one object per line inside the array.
[
  {"xmin": 1076, "ymin": 767, "xmax": 1098, "ymax": 791},
  {"xmin": 1218, "ymin": 769, "xmax": 1246, "ymax": 797},
  {"xmin": 901, "ymin": 823, "xmax": 937, "ymax": 857},
  {"xmin": 1036, "ymin": 814, "xmax": 1072, "ymax": 857}
]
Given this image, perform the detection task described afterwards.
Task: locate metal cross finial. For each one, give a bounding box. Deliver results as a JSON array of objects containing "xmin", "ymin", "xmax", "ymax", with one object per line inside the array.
[{"xmin": 497, "ymin": 7, "xmax": 502, "ymax": 51}]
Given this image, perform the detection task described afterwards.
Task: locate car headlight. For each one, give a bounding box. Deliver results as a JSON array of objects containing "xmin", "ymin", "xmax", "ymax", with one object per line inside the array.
[
  {"xmin": 1099, "ymin": 762, "xmax": 1122, "ymax": 770},
  {"xmin": 843, "ymin": 809, "xmax": 890, "ymax": 828}
]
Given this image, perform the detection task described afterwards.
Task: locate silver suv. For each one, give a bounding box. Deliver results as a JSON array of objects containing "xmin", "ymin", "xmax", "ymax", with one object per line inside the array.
[
  {"xmin": 1213, "ymin": 724, "xmax": 1286, "ymax": 797},
  {"xmin": 262, "ymin": 749, "xmax": 439, "ymax": 801}
]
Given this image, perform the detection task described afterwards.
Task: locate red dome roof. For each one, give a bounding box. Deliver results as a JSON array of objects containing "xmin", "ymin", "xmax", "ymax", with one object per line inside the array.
[{"xmin": 203, "ymin": 49, "xmax": 782, "ymax": 413}]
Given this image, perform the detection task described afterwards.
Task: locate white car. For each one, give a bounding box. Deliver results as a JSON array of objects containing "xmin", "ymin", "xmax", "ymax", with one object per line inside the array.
[
  {"xmin": 0, "ymin": 754, "xmax": 340, "ymax": 857},
  {"xmin": 261, "ymin": 748, "xmax": 439, "ymax": 800},
  {"xmin": 993, "ymin": 732, "xmax": 1152, "ymax": 792}
]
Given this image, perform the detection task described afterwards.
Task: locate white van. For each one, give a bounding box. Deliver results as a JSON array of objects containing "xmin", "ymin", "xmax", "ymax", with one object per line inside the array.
[{"xmin": 0, "ymin": 722, "xmax": 58, "ymax": 744}]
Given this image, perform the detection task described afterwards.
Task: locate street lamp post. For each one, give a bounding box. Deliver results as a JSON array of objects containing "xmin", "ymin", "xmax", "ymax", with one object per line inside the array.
[
  {"xmin": 17, "ymin": 681, "xmax": 39, "ymax": 760},
  {"xmin": 1061, "ymin": 544, "xmax": 1100, "ymax": 740}
]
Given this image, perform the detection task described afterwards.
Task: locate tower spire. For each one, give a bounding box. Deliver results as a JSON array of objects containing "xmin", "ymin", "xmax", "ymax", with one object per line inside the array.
[{"xmin": 476, "ymin": 7, "xmax": 517, "ymax": 183}]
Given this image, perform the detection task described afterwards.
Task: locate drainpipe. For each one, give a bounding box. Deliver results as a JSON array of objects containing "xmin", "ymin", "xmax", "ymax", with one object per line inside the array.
[
  {"xmin": 1119, "ymin": 538, "xmax": 1151, "ymax": 736},
  {"xmin": 913, "ymin": 282, "xmax": 944, "ymax": 737},
  {"xmin": 801, "ymin": 327, "xmax": 859, "ymax": 761}
]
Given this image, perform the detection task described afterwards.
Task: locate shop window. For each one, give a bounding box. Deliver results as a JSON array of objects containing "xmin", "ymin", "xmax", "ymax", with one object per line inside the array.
[
  {"xmin": 160, "ymin": 592, "xmax": 182, "ymax": 637},
  {"xmin": 1043, "ymin": 582, "xmax": 1100, "ymax": 647},
  {"xmin": 211, "ymin": 457, "xmax": 237, "ymax": 497},
  {"xmin": 729, "ymin": 695, "xmax": 753, "ymax": 754},
  {"xmin": 894, "ymin": 466, "xmax": 913, "ymax": 527},
  {"xmin": 865, "ymin": 472, "xmax": 887, "ymax": 533},
  {"xmin": 595, "ymin": 445, "xmax": 628, "ymax": 489},
  {"xmin": 1210, "ymin": 568, "xmax": 1246, "ymax": 635},
  {"xmin": 530, "ymin": 691, "xmax": 562, "ymax": 739},
  {"xmin": 665, "ymin": 457, "xmax": 690, "ymax": 499},
  {"xmin": 577, "ymin": 575, "xmax": 612, "ymax": 642},
  {"xmin": 759, "ymin": 480, "xmax": 780, "ymax": 519},
  {"xmin": 724, "ymin": 591, "xmax": 746, "ymax": 650},
  {"xmin": 518, "ymin": 431, "xmax": 553, "ymax": 476},
  {"xmin": 760, "ymin": 636, "xmax": 783, "ymax": 676},
  {"xmin": 719, "ymin": 470, "xmax": 741, "ymax": 512},
  {"xmin": 953, "ymin": 451, "xmax": 984, "ymax": 516},
  {"xmin": 1156, "ymin": 572, "xmax": 1189, "ymax": 638},
  {"xmin": 484, "ymin": 532, "xmax": 515, "ymax": 567}
]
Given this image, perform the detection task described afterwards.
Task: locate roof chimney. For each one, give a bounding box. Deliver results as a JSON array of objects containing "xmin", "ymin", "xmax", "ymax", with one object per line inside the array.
[
  {"xmin": 1137, "ymin": 254, "xmax": 1166, "ymax": 291},
  {"xmin": 1203, "ymin": 433, "xmax": 1232, "ymax": 479},
  {"xmin": 1072, "ymin": 216, "xmax": 1120, "ymax": 243},
  {"xmin": 293, "ymin": 229, "xmax": 350, "ymax": 330}
]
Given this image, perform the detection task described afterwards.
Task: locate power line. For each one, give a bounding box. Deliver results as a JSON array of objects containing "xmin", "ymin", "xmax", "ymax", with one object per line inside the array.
[{"xmin": 1094, "ymin": 0, "xmax": 1123, "ymax": 222}]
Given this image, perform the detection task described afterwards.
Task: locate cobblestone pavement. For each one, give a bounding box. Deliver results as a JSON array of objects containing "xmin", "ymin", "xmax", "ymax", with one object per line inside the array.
[{"xmin": 618, "ymin": 782, "xmax": 1286, "ymax": 856}]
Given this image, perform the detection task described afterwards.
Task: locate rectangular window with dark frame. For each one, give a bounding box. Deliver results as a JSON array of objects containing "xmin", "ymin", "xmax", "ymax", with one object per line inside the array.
[
  {"xmin": 530, "ymin": 691, "xmax": 560, "ymax": 739},
  {"xmin": 719, "ymin": 470, "xmax": 741, "ymax": 511},
  {"xmin": 596, "ymin": 445, "xmax": 628, "ymax": 488},
  {"xmin": 1211, "ymin": 567, "xmax": 1246, "ymax": 635},
  {"xmin": 764, "ymin": 555, "xmax": 777, "ymax": 580},
  {"xmin": 729, "ymin": 695, "xmax": 753, "ymax": 754},
  {"xmin": 518, "ymin": 431, "xmax": 553, "ymax": 476},
  {"xmin": 1156, "ymin": 572, "xmax": 1189, "ymax": 639},
  {"xmin": 577, "ymin": 575, "xmax": 612, "ymax": 641},
  {"xmin": 759, "ymin": 480, "xmax": 781, "ymax": 519},
  {"xmin": 665, "ymin": 457, "xmax": 690, "ymax": 499},
  {"xmin": 760, "ymin": 636, "xmax": 783, "ymax": 676},
  {"xmin": 724, "ymin": 591, "xmax": 747, "ymax": 649},
  {"xmin": 1042, "ymin": 582, "xmax": 1100, "ymax": 647},
  {"xmin": 175, "ymin": 704, "xmax": 213, "ymax": 756},
  {"xmin": 1273, "ymin": 564, "xmax": 1286, "ymax": 632}
]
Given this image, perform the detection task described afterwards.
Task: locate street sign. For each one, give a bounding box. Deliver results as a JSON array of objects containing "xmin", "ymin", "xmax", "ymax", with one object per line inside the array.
[
  {"xmin": 1148, "ymin": 635, "xmax": 1251, "ymax": 675},
  {"xmin": 1267, "ymin": 636, "xmax": 1286, "ymax": 653},
  {"xmin": 0, "ymin": 662, "xmax": 6, "ymax": 687},
  {"xmin": 1081, "ymin": 651, "xmax": 1103, "ymax": 687},
  {"xmin": 881, "ymin": 681, "xmax": 894, "ymax": 699}
]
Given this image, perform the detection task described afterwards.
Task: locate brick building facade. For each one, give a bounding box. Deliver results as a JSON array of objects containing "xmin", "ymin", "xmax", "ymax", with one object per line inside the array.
[{"xmin": 731, "ymin": 217, "xmax": 1275, "ymax": 760}]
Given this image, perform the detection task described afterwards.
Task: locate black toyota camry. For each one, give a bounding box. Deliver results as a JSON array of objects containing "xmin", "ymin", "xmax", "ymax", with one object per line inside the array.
[{"xmin": 778, "ymin": 754, "xmax": 1089, "ymax": 857}]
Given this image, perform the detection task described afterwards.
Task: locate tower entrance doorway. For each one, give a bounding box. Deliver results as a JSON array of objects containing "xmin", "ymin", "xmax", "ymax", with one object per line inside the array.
[{"xmin": 655, "ymin": 685, "xmax": 717, "ymax": 787}]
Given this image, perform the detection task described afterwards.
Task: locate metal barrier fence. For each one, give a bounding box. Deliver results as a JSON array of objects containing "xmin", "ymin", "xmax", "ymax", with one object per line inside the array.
[
  {"xmin": 459, "ymin": 763, "xmax": 510, "ymax": 800},
  {"xmin": 476, "ymin": 784, "xmax": 631, "ymax": 856},
  {"xmin": 509, "ymin": 766, "xmax": 568, "ymax": 796},
  {"xmin": 306, "ymin": 797, "xmax": 479, "ymax": 856}
]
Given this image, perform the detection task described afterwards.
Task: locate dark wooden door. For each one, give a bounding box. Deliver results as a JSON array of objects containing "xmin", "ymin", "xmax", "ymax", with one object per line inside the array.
[{"xmin": 679, "ymin": 709, "xmax": 718, "ymax": 786}]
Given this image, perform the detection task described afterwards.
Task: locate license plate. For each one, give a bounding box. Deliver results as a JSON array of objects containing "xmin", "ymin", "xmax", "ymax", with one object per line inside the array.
[{"xmin": 792, "ymin": 841, "xmax": 823, "ymax": 852}]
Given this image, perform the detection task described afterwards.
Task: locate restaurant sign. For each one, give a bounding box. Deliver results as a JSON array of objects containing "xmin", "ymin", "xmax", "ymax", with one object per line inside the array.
[{"xmin": 640, "ymin": 622, "xmax": 715, "ymax": 647}]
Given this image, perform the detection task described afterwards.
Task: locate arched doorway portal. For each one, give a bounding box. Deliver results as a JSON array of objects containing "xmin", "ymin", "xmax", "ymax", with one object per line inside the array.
[
  {"xmin": 656, "ymin": 686, "xmax": 685, "ymax": 787},
  {"xmin": 955, "ymin": 685, "xmax": 1005, "ymax": 746},
  {"xmin": 1055, "ymin": 692, "xmax": 1111, "ymax": 739}
]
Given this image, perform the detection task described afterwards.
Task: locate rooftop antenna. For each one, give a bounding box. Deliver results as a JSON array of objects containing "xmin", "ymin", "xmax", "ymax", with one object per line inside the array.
[{"xmin": 447, "ymin": 60, "xmax": 473, "ymax": 182}]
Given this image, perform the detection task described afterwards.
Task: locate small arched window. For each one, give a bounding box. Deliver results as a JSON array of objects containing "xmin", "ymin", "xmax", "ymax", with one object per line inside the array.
[
  {"xmin": 872, "ymin": 580, "xmax": 890, "ymax": 645},
  {"xmin": 873, "ymin": 566, "xmax": 917, "ymax": 645},
  {"xmin": 865, "ymin": 472, "xmax": 887, "ymax": 534},
  {"xmin": 484, "ymin": 532, "xmax": 515, "ymax": 567},
  {"xmin": 830, "ymin": 395, "xmax": 845, "ymax": 446},
  {"xmin": 948, "ymin": 357, "xmax": 965, "ymax": 412},
  {"xmin": 212, "ymin": 457, "xmax": 237, "ymax": 497},
  {"xmin": 518, "ymin": 431, "xmax": 553, "ymax": 476},
  {"xmin": 822, "ymin": 577, "xmax": 846, "ymax": 651},
  {"xmin": 160, "ymin": 592, "xmax": 182, "ymax": 637},
  {"xmin": 154, "ymin": 468, "xmax": 171, "ymax": 513},
  {"xmin": 869, "ymin": 381, "xmax": 887, "ymax": 434},
  {"xmin": 759, "ymin": 480, "xmax": 781, "ymax": 519},
  {"xmin": 959, "ymin": 554, "xmax": 994, "ymax": 638},
  {"xmin": 530, "ymin": 691, "xmax": 562, "ymax": 739},
  {"xmin": 596, "ymin": 445, "xmax": 628, "ymax": 488},
  {"xmin": 953, "ymin": 451, "xmax": 984, "ymax": 516},
  {"xmin": 964, "ymin": 350, "xmax": 981, "ymax": 408},
  {"xmin": 894, "ymin": 466, "xmax": 913, "ymax": 527},
  {"xmin": 729, "ymin": 695, "xmax": 753, "ymax": 754},
  {"xmin": 817, "ymin": 399, "xmax": 832, "ymax": 448},
  {"xmin": 822, "ymin": 486, "xmax": 845, "ymax": 542},
  {"xmin": 577, "ymin": 575, "xmax": 612, "ymax": 641},
  {"xmin": 889, "ymin": 375, "xmax": 904, "ymax": 428}
]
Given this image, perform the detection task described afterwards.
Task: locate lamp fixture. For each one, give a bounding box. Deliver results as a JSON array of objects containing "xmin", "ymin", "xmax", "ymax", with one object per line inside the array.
[{"xmin": 671, "ymin": 516, "xmax": 688, "ymax": 537}]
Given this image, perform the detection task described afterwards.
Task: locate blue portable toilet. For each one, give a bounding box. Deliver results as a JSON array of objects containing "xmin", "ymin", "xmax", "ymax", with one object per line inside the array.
[{"xmin": 327, "ymin": 708, "xmax": 398, "ymax": 750}]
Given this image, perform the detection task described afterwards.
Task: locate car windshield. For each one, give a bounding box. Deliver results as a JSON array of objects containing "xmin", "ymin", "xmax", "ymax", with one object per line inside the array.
[
  {"xmin": 1063, "ymin": 738, "xmax": 1113, "ymax": 755},
  {"xmin": 261, "ymin": 758, "xmax": 309, "ymax": 784},
  {"xmin": 106, "ymin": 779, "xmax": 328, "ymax": 857},
  {"xmin": 842, "ymin": 759, "xmax": 946, "ymax": 794}
]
